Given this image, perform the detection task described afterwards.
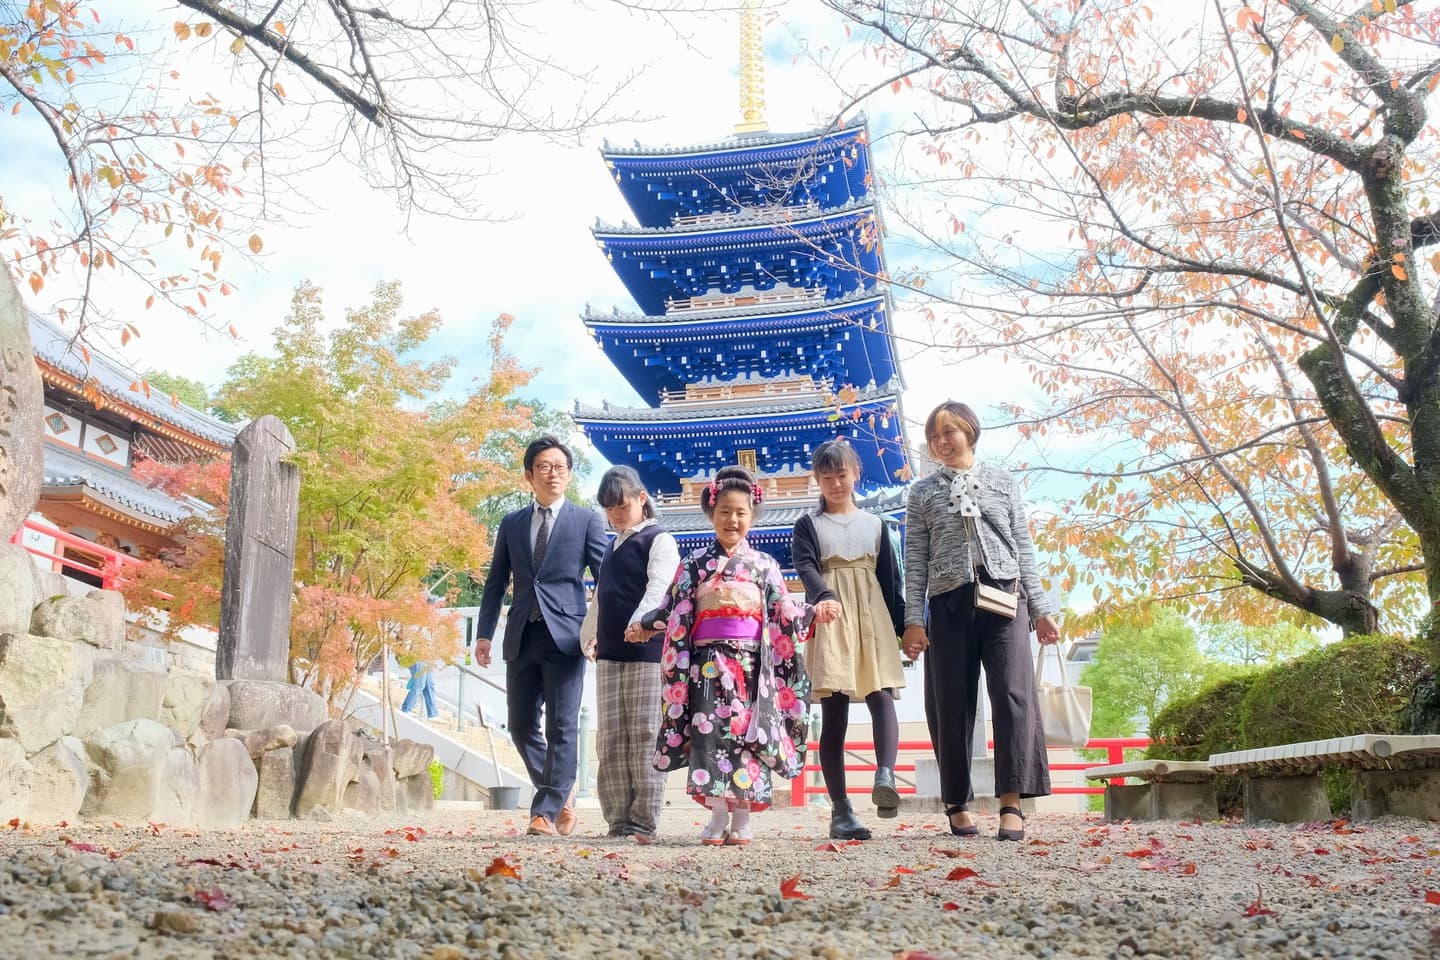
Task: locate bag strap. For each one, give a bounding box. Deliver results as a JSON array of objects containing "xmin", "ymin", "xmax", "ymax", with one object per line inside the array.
[{"xmin": 1034, "ymin": 641, "xmax": 1070, "ymax": 686}]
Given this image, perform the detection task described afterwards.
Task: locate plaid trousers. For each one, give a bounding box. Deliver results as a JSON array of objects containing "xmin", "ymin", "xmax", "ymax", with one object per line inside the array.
[{"xmin": 595, "ymin": 659, "xmax": 667, "ymax": 835}]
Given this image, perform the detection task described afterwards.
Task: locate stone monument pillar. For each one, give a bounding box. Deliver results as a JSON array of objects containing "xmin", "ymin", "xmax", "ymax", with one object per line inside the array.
[
  {"xmin": 218, "ymin": 415, "xmax": 300, "ymax": 681},
  {"xmin": 0, "ymin": 272, "xmax": 42, "ymax": 540}
]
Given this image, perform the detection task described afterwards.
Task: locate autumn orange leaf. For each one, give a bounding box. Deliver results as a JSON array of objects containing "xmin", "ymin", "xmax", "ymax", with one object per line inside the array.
[
  {"xmin": 779, "ymin": 874, "xmax": 812, "ymax": 900},
  {"xmin": 484, "ymin": 856, "xmax": 520, "ymax": 879},
  {"xmin": 1425, "ymin": 890, "xmax": 1440, "ymax": 905},
  {"xmin": 945, "ymin": 866, "xmax": 979, "ymax": 881},
  {"xmin": 1392, "ymin": 264, "xmax": 1408, "ymax": 280}
]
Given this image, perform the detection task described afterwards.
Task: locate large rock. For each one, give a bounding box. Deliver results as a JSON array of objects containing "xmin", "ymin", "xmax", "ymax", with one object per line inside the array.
[
  {"xmin": 218, "ymin": 416, "xmax": 299, "ymax": 682},
  {"xmin": 73, "ymin": 659, "xmax": 168, "ymax": 738},
  {"xmin": 292, "ymin": 719, "xmax": 363, "ymax": 821},
  {"xmin": 391, "ymin": 738, "xmax": 434, "ymax": 779},
  {"xmin": 253, "ymin": 745, "xmax": 296, "ymax": 820},
  {"xmin": 0, "ymin": 632, "xmax": 95, "ymax": 753},
  {"xmin": 153, "ymin": 748, "xmax": 198, "ymax": 825},
  {"xmin": 397, "ymin": 771, "xmax": 435, "ymax": 813},
  {"xmin": 361, "ymin": 741, "xmax": 398, "ymax": 813},
  {"xmin": 32, "ymin": 567, "xmax": 67, "ymax": 604},
  {"xmin": 0, "ymin": 544, "xmax": 36, "ymax": 638},
  {"xmin": 161, "ymin": 670, "xmax": 215, "ymax": 740},
  {"xmin": 195, "ymin": 737, "xmax": 258, "ymax": 829},
  {"xmin": 225, "ymin": 680, "xmax": 326, "ymax": 735},
  {"xmin": 224, "ymin": 724, "xmax": 297, "ymax": 760},
  {"xmin": 29, "ymin": 590, "xmax": 125, "ymax": 651},
  {"xmin": 26, "ymin": 736, "xmax": 86, "ymax": 822},
  {"xmin": 342, "ymin": 765, "xmax": 381, "ymax": 816},
  {"xmin": 81, "ymin": 718, "xmax": 174, "ymax": 819},
  {"xmin": 0, "ymin": 738, "xmax": 32, "ymax": 820},
  {"xmin": 0, "ymin": 273, "xmax": 43, "ymax": 541},
  {"xmin": 198, "ymin": 681, "xmax": 231, "ymax": 742}
]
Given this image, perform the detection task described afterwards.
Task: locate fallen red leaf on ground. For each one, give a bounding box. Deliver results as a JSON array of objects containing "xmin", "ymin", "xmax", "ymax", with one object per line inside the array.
[
  {"xmin": 894, "ymin": 866, "xmax": 916, "ymax": 874},
  {"xmin": 193, "ymin": 887, "xmax": 233, "ymax": 912},
  {"xmin": 1122, "ymin": 848, "xmax": 1154, "ymax": 858},
  {"xmin": 485, "ymin": 856, "xmax": 521, "ymax": 879},
  {"xmin": 930, "ymin": 847, "xmax": 977, "ymax": 859},
  {"xmin": 1243, "ymin": 887, "xmax": 1277, "ymax": 917},
  {"xmin": 814, "ymin": 841, "xmax": 846, "ymax": 852},
  {"xmin": 1425, "ymin": 890, "xmax": 1440, "ymax": 906},
  {"xmin": 780, "ymin": 874, "xmax": 812, "ymax": 900},
  {"xmin": 942, "ymin": 902, "xmax": 961, "ymax": 911},
  {"xmin": 66, "ymin": 842, "xmax": 101, "ymax": 853},
  {"xmin": 946, "ymin": 867, "xmax": 979, "ymax": 881}
]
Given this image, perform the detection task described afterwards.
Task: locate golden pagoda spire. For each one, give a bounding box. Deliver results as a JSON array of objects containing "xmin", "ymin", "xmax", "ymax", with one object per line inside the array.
[{"xmin": 735, "ymin": 0, "xmax": 769, "ymax": 134}]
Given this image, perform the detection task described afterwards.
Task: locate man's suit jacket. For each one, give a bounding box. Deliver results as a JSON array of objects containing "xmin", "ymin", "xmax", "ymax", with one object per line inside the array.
[{"xmin": 475, "ymin": 501, "xmax": 607, "ymax": 660}]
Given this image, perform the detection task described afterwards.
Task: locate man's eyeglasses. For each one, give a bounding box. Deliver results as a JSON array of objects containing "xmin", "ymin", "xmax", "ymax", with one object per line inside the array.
[{"xmin": 532, "ymin": 463, "xmax": 570, "ymax": 476}]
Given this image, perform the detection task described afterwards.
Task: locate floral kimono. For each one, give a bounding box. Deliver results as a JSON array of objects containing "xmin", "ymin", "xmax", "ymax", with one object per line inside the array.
[{"xmin": 651, "ymin": 539, "xmax": 813, "ymax": 810}]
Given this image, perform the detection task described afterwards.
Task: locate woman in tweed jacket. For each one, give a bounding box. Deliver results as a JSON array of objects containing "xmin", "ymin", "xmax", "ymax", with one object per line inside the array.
[{"xmin": 901, "ymin": 401, "xmax": 1061, "ymax": 841}]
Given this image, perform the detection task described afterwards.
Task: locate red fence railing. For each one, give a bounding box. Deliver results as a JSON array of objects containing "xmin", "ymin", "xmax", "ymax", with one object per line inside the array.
[
  {"xmin": 790, "ymin": 737, "xmax": 1151, "ymax": 807},
  {"xmin": 9, "ymin": 518, "xmax": 143, "ymax": 591}
]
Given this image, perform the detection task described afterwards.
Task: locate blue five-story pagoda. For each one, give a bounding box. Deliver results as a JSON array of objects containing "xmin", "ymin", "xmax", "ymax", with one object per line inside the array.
[{"xmin": 574, "ymin": 2, "xmax": 912, "ymax": 569}]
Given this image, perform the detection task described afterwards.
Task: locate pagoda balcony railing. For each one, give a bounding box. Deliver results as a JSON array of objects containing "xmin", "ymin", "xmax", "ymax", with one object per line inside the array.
[
  {"xmin": 658, "ymin": 377, "xmax": 829, "ymax": 407},
  {"xmin": 670, "ymin": 201, "xmax": 821, "ymax": 230},
  {"xmin": 655, "ymin": 476, "xmax": 819, "ymax": 508},
  {"xmin": 665, "ymin": 286, "xmax": 826, "ymax": 315}
]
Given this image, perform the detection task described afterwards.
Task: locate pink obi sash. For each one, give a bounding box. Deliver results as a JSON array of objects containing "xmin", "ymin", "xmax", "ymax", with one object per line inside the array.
[{"xmin": 692, "ymin": 614, "xmax": 761, "ymax": 647}]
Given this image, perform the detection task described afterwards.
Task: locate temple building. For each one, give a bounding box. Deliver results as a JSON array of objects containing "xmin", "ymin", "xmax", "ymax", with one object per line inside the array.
[
  {"xmin": 17, "ymin": 311, "xmax": 236, "ymax": 582},
  {"xmin": 573, "ymin": 8, "xmax": 912, "ymax": 569}
]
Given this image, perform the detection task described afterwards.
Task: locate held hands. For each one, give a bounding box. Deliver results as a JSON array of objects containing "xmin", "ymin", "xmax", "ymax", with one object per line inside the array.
[
  {"xmin": 1035, "ymin": 615, "xmax": 1061, "ymax": 646},
  {"xmin": 474, "ymin": 639, "xmax": 492, "ymax": 668},
  {"xmin": 813, "ymin": 599, "xmax": 843, "ymax": 624},
  {"xmin": 622, "ymin": 620, "xmax": 659, "ymax": 644},
  {"xmin": 901, "ymin": 625, "xmax": 929, "ymax": 660}
]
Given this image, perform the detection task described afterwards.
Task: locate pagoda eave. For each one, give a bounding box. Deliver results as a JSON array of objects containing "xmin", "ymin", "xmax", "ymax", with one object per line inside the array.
[
  {"xmin": 573, "ymin": 390, "xmax": 901, "ymax": 427},
  {"xmin": 593, "ymin": 199, "xmax": 876, "ymax": 241},
  {"xmin": 600, "ymin": 115, "xmax": 868, "ymax": 159}
]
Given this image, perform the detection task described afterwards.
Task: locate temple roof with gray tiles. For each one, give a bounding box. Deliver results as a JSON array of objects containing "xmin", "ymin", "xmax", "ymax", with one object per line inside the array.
[
  {"xmin": 28, "ymin": 311, "xmax": 239, "ymax": 448},
  {"xmin": 42, "ymin": 443, "xmax": 198, "ymax": 525}
]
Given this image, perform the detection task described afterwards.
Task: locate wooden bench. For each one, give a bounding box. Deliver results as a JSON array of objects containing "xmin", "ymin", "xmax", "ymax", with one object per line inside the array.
[
  {"xmin": 1208, "ymin": 734, "xmax": 1440, "ymax": 823},
  {"xmin": 1085, "ymin": 760, "xmax": 1218, "ymax": 822}
]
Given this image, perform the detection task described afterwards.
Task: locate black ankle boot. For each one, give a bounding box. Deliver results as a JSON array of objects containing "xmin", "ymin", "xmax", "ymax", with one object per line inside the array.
[
  {"xmin": 829, "ymin": 798, "xmax": 872, "ymax": 840},
  {"xmin": 871, "ymin": 767, "xmax": 900, "ymax": 819}
]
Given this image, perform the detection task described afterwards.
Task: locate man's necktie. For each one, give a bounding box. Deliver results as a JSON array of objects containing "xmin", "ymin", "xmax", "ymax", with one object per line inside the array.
[{"xmin": 529, "ymin": 506, "xmax": 551, "ymax": 622}]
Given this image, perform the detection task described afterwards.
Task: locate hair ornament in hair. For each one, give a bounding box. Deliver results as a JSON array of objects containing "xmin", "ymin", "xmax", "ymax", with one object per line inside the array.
[
  {"xmin": 751, "ymin": 482, "xmax": 764, "ymax": 504},
  {"xmin": 707, "ymin": 478, "xmax": 720, "ymax": 502}
]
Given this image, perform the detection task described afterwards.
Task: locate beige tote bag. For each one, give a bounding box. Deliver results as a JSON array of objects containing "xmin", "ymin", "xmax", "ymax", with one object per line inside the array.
[{"xmin": 1035, "ymin": 643, "xmax": 1092, "ymax": 749}]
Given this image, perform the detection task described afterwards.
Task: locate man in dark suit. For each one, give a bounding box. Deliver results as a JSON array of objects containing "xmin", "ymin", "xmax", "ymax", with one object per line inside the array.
[{"xmin": 475, "ymin": 436, "xmax": 607, "ymax": 836}]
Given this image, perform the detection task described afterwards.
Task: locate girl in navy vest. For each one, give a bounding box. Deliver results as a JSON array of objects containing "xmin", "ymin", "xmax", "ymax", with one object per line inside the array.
[
  {"xmin": 791, "ymin": 439, "xmax": 906, "ymax": 840},
  {"xmin": 581, "ymin": 466, "xmax": 680, "ymax": 841}
]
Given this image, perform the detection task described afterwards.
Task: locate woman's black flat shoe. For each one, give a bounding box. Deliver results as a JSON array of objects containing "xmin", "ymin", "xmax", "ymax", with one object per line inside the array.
[
  {"xmin": 996, "ymin": 804, "xmax": 1026, "ymax": 842},
  {"xmin": 945, "ymin": 804, "xmax": 979, "ymax": 837}
]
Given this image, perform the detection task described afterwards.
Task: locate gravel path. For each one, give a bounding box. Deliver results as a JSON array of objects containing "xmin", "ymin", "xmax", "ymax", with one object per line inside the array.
[{"xmin": 0, "ymin": 806, "xmax": 1436, "ymax": 959}]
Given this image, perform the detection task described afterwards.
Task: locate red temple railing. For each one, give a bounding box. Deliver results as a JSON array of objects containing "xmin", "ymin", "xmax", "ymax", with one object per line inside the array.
[
  {"xmin": 789, "ymin": 737, "xmax": 1151, "ymax": 807},
  {"xmin": 9, "ymin": 518, "xmax": 143, "ymax": 591}
]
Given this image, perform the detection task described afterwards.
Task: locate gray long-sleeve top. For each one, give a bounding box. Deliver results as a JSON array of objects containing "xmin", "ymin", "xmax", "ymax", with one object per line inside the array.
[{"xmin": 902, "ymin": 462, "xmax": 1054, "ymax": 626}]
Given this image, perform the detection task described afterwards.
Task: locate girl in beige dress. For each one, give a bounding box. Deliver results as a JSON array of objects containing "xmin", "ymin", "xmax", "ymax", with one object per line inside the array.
[{"xmin": 791, "ymin": 440, "xmax": 906, "ymax": 840}]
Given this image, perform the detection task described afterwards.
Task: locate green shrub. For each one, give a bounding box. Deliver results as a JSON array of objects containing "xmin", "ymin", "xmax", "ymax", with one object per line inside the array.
[
  {"xmin": 1237, "ymin": 635, "xmax": 1429, "ymax": 746},
  {"xmin": 1399, "ymin": 669, "xmax": 1440, "ymax": 735},
  {"xmin": 1236, "ymin": 634, "xmax": 1430, "ymax": 813},
  {"xmin": 1147, "ymin": 673, "xmax": 1259, "ymax": 817},
  {"xmin": 429, "ymin": 759, "xmax": 444, "ymax": 800},
  {"xmin": 1148, "ymin": 673, "xmax": 1259, "ymax": 761}
]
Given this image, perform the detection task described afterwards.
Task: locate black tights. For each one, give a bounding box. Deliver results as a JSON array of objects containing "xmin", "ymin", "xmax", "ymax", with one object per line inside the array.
[{"xmin": 819, "ymin": 691, "xmax": 899, "ymax": 802}]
